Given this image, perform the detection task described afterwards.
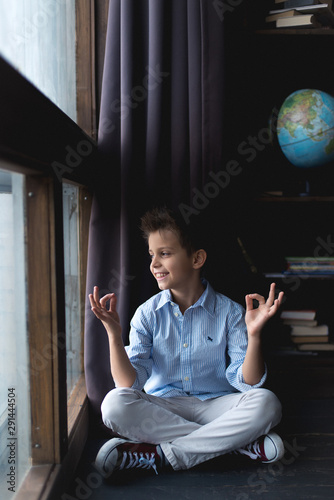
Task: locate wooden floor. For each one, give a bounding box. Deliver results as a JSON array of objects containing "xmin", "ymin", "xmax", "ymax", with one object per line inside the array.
[{"xmin": 64, "ymin": 354, "xmax": 334, "ymax": 499}]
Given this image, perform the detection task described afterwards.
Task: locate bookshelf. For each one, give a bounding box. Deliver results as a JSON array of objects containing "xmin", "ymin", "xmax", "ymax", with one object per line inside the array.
[
  {"xmin": 242, "ymin": 193, "xmax": 334, "ymax": 354},
  {"xmin": 223, "ymin": 5, "xmax": 334, "ymax": 354},
  {"xmin": 238, "ymin": 0, "xmax": 334, "ymax": 33}
]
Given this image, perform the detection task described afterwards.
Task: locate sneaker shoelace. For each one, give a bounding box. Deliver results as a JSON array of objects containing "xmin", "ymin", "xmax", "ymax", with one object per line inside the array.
[
  {"xmin": 236, "ymin": 439, "xmax": 264, "ymax": 460},
  {"xmin": 119, "ymin": 451, "xmax": 159, "ymax": 475}
]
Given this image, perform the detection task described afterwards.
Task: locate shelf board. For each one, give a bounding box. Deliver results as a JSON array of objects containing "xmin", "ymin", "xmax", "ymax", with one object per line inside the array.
[
  {"xmin": 256, "ymin": 196, "xmax": 334, "ymax": 202},
  {"xmin": 265, "ymin": 273, "xmax": 334, "ymax": 279},
  {"xmin": 255, "ymin": 28, "xmax": 334, "ymax": 35}
]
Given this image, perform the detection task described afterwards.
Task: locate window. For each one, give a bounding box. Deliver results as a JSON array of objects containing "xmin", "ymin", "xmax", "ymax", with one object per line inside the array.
[
  {"xmin": 0, "ymin": 1, "xmax": 96, "ymax": 496},
  {"xmin": 63, "ymin": 183, "xmax": 83, "ymax": 399},
  {"xmin": 0, "ymin": 169, "xmax": 31, "ymax": 499},
  {"xmin": 0, "ymin": 0, "xmax": 77, "ymax": 122}
]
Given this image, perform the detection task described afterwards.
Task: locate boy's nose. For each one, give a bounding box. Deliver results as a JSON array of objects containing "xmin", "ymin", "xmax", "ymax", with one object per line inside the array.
[{"xmin": 151, "ymin": 256, "xmax": 161, "ymax": 267}]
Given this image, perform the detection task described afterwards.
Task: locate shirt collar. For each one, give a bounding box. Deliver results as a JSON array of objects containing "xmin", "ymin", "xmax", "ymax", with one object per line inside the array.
[
  {"xmin": 155, "ymin": 279, "xmax": 216, "ymax": 317},
  {"xmin": 155, "ymin": 289, "xmax": 173, "ymax": 310},
  {"xmin": 195, "ymin": 280, "xmax": 216, "ymax": 317}
]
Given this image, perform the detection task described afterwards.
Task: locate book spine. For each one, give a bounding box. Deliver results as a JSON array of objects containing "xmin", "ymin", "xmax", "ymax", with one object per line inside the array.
[
  {"xmin": 284, "ymin": 0, "xmax": 318, "ymax": 6},
  {"xmin": 297, "ymin": 343, "xmax": 334, "ymax": 351},
  {"xmin": 281, "ymin": 310, "xmax": 316, "ymax": 320},
  {"xmin": 291, "ymin": 335, "xmax": 328, "ymax": 343}
]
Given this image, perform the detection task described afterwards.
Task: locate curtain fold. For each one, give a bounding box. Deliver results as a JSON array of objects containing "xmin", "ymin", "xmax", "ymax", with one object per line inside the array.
[{"xmin": 85, "ymin": 0, "xmax": 225, "ymax": 423}]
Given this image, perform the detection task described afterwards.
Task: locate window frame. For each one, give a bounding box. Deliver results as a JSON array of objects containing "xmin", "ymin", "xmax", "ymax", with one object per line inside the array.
[
  {"xmin": 0, "ymin": 1, "xmax": 98, "ymax": 497},
  {"xmin": 0, "ymin": 169, "xmax": 31, "ymax": 494}
]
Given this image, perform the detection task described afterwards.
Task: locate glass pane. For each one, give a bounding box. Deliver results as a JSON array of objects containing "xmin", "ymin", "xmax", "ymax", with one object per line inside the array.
[
  {"xmin": 0, "ymin": 0, "xmax": 77, "ymax": 122},
  {"xmin": 0, "ymin": 168, "xmax": 30, "ymax": 499},
  {"xmin": 63, "ymin": 183, "xmax": 82, "ymax": 399}
]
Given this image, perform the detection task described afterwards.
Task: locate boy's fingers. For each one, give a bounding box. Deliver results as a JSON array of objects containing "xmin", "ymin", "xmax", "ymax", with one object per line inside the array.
[
  {"xmin": 88, "ymin": 294, "xmax": 95, "ymax": 308},
  {"xmin": 266, "ymin": 283, "xmax": 276, "ymax": 305},
  {"xmin": 245, "ymin": 295, "xmax": 252, "ymax": 311},
  {"xmin": 89, "ymin": 293, "xmax": 100, "ymax": 310},
  {"xmin": 248, "ymin": 293, "xmax": 266, "ymax": 305},
  {"xmin": 108, "ymin": 293, "xmax": 117, "ymax": 312},
  {"xmin": 100, "ymin": 293, "xmax": 115, "ymax": 309},
  {"xmin": 91, "ymin": 307, "xmax": 105, "ymax": 321},
  {"xmin": 93, "ymin": 286, "xmax": 100, "ymax": 305}
]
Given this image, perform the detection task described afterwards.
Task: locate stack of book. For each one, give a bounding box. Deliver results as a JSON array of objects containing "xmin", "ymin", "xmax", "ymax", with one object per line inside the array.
[
  {"xmin": 283, "ymin": 256, "xmax": 334, "ymax": 276},
  {"xmin": 265, "ymin": 0, "xmax": 334, "ymax": 29},
  {"xmin": 281, "ymin": 309, "xmax": 334, "ymax": 351}
]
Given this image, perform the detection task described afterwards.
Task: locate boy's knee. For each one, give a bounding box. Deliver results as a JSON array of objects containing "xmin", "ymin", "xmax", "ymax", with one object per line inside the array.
[
  {"xmin": 101, "ymin": 387, "xmax": 138, "ymax": 429},
  {"xmin": 256, "ymin": 388, "xmax": 282, "ymax": 424}
]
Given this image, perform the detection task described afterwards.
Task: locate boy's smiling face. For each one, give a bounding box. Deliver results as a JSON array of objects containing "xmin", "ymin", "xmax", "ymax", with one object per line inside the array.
[{"xmin": 148, "ymin": 229, "xmax": 200, "ymax": 294}]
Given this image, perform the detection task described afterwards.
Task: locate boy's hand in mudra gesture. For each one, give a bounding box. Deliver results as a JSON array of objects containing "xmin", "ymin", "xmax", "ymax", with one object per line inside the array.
[
  {"xmin": 245, "ymin": 283, "xmax": 284, "ymax": 338},
  {"xmin": 89, "ymin": 286, "xmax": 122, "ymax": 338}
]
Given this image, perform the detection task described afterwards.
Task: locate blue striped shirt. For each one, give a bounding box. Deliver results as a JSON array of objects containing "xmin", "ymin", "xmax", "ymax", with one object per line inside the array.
[{"xmin": 125, "ymin": 281, "xmax": 267, "ymax": 400}]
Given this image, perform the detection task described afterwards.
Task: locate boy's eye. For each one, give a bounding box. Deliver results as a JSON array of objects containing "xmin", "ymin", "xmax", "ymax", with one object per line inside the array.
[{"xmin": 149, "ymin": 252, "xmax": 171, "ymax": 260}]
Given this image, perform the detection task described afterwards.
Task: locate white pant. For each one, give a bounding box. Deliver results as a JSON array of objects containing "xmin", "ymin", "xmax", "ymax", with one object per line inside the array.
[{"xmin": 101, "ymin": 387, "xmax": 282, "ymax": 470}]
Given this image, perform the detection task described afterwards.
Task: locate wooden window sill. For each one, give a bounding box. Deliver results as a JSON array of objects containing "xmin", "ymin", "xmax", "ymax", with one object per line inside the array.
[
  {"xmin": 68, "ymin": 374, "xmax": 87, "ymax": 439},
  {"xmin": 15, "ymin": 375, "xmax": 89, "ymax": 500}
]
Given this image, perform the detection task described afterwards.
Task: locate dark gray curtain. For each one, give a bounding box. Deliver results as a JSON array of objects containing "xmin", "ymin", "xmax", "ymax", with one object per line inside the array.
[{"xmin": 84, "ymin": 0, "xmax": 225, "ymax": 425}]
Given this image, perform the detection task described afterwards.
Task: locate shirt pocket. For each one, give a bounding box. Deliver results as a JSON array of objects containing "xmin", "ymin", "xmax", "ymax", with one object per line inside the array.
[{"xmin": 192, "ymin": 334, "xmax": 226, "ymax": 368}]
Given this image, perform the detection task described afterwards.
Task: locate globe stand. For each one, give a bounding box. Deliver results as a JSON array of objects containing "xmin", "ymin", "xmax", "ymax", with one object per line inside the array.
[
  {"xmin": 284, "ymin": 175, "xmax": 311, "ymax": 197},
  {"xmin": 297, "ymin": 178, "xmax": 310, "ymax": 197}
]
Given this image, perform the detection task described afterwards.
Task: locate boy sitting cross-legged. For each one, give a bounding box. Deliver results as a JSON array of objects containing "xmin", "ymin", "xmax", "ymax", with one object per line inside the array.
[{"xmin": 89, "ymin": 207, "xmax": 284, "ymax": 478}]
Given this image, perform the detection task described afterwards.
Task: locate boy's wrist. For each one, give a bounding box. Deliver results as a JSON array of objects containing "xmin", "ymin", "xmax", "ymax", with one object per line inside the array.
[
  {"xmin": 106, "ymin": 327, "xmax": 122, "ymax": 340},
  {"xmin": 247, "ymin": 330, "xmax": 262, "ymax": 342}
]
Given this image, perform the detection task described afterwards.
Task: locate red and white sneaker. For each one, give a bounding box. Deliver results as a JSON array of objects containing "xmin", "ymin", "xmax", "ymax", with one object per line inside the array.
[
  {"xmin": 235, "ymin": 432, "xmax": 285, "ymax": 464},
  {"xmin": 95, "ymin": 438, "xmax": 167, "ymax": 478}
]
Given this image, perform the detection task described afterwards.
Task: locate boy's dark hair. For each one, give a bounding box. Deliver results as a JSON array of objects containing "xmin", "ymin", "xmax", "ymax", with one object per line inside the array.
[{"xmin": 140, "ymin": 207, "xmax": 200, "ymax": 255}]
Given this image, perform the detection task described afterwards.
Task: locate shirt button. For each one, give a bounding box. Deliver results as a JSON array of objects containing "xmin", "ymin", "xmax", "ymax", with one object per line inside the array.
[
  {"xmin": 174, "ymin": 312, "xmax": 179, "ymax": 317},
  {"xmin": 183, "ymin": 343, "xmax": 188, "ymax": 348},
  {"xmin": 184, "ymin": 376, "xmax": 189, "ymax": 381}
]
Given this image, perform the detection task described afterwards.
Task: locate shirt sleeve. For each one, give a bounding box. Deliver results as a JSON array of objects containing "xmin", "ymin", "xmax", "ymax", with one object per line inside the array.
[
  {"xmin": 225, "ymin": 303, "xmax": 267, "ymax": 392},
  {"xmin": 123, "ymin": 306, "xmax": 154, "ymax": 391}
]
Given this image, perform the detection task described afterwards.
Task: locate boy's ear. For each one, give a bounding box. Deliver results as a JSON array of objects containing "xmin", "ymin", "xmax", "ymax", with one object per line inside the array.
[{"xmin": 193, "ymin": 249, "xmax": 207, "ymax": 269}]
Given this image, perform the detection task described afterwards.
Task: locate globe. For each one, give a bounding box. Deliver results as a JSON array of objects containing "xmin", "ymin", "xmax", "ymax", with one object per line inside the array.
[{"xmin": 277, "ymin": 89, "xmax": 334, "ymax": 169}]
